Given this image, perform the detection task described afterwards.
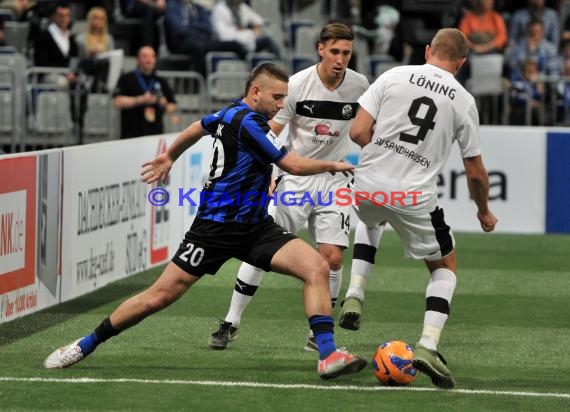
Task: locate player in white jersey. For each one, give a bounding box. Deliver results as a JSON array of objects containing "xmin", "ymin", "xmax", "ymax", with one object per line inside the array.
[
  {"xmin": 208, "ymin": 23, "xmax": 382, "ymax": 353},
  {"xmin": 349, "ymin": 28, "xmax": 497, "ymax": 389}
]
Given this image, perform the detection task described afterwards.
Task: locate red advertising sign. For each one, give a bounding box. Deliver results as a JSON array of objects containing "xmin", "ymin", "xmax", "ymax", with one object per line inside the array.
[{"xmin": 0, "ymin": 156, "xmax": 37, "ymax": 294}]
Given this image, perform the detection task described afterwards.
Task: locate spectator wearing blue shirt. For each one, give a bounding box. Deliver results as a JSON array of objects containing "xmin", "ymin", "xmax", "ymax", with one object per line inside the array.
[
  {"xmin": 164, "ymin": 0, "xmax": 247, "ymax": 75},
  {"xmin": 507, "ymin": 18, "xmax": 560, "ymax": 80},
  {"xmin": 509, "ymin": 58, "xmax": 545, "ymax": 125},
  {"xmin": 509, "ymin": 0, "xmax": 560, "ymax": 49}
]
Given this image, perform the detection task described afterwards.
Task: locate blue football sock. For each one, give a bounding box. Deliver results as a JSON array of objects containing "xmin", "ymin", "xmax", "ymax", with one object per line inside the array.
[
  {"xmin": 315, "ymin": 331, "xmax": 336, "ymax": 359},
  {"xmin": 77, "ymin": 333, "xmax": 100, "ymax": 356},
  {"xmin": 309, "ymin": 315, "xmax": 337, "ymax": 359}
]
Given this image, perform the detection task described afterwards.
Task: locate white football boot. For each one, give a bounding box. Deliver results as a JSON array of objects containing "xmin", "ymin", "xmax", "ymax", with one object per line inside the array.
[{"xmin": 44, "ymin": 339, "xmax": 84, "ymax": 369}]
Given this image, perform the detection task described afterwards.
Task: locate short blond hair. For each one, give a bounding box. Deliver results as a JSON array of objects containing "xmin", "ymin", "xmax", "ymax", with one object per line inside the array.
[{"xmin": 430, "ymin": 28, "xmax": 469, "ymax": 61}]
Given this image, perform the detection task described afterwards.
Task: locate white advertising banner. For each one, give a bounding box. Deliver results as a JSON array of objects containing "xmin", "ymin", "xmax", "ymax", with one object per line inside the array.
[
  {"xmin": 60, "ymin": 136, "xmax": 185, "ymax": 302},
  {"xmin": 437, "ymin": 127, "xmax": 546, "ymax": 234}
]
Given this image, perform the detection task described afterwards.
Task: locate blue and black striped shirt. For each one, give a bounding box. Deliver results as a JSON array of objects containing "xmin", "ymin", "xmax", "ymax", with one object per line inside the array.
[{"xmin": 198, "ymin": 100, "xmax": 288, "ymax": 224}]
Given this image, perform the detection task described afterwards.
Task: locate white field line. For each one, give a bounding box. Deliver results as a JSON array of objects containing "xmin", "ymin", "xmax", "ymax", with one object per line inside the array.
[{"xmin": 0, "ymin": 377, "xmax": 569, "ymax": 399}]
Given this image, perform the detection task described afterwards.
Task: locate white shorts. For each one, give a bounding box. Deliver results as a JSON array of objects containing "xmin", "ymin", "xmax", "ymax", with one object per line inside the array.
[
  {"xmin": 270, "ymin": 172, "xmax": 351, "ymax": 247},
  {"xmin": 354, "ymin": 200, "xmax": 455, "ymax": 261}
]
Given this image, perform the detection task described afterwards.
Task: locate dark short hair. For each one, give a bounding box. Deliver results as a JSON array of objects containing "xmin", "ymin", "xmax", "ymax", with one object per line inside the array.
[
  {"xmin": 319, "ymin": 23, "xmax": 354, "ymax": 44},
  {"xmin": 245, "ymin": 63, "xmax": 289, "ymax": 95},
  {"xmin": 52, "ymin": 1, "xmax": 71, "ymax": 13}
]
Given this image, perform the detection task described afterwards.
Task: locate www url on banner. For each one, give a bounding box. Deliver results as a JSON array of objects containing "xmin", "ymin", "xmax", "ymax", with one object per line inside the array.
[{"xmin": 147, "ymin": 188, "xmax": 422, "ymax": 207}]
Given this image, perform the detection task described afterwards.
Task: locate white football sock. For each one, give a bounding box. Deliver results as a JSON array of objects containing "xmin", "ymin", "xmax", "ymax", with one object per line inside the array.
[
  {"xmin": 346, "ymin": 222, "xmax": 384, "ymax": 301},
  {"xmin": 224, "ymin": 263, "xmax": 264, "ymax": 327},
  {"xmin": 329, "ymin": 267, "xmax": 342, "ymax": 308},
  {"xmin": 419, "ymin": 268, "xmax": 456, "ymax": 351}
]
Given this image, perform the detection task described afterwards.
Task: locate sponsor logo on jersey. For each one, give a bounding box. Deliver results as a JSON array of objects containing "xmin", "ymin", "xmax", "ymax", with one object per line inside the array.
[{"xmin": 303, "ymin": 104, "xmax": 315, "ymax": 114}]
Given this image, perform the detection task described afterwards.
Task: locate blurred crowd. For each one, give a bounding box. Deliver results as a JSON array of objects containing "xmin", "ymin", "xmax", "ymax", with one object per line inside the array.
[{"xmin": 0, "ymin": 0, "xmax": 569, "ymax": 153}]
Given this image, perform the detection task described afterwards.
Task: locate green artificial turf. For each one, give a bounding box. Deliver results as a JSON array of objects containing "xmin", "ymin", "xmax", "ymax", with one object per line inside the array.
[{"xmin": 1, "ymin": 231, "xmax": 569, "ymax": 411}]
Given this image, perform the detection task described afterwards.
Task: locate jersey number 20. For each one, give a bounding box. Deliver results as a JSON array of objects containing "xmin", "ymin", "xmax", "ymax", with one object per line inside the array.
[{"xmin": 399, "ymin": 96, "xmax": 437, "ymax": 145}]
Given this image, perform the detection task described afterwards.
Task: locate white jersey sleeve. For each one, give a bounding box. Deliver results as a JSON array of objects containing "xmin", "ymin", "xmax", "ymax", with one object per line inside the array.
[{"xmin": 456, "ymin": 100, "xmax": 481, "ymax": 158}]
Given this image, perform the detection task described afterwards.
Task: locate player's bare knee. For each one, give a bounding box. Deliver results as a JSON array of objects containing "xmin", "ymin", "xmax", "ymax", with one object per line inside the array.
[
  {"xmin": 304, "ymin": 259, "xmax": 330, "ymax": 285},
  {"xmin": 319, "ymin": 247, "xmax": 343, "ymax": 271},
  {"xmin": 325, "ymin": 255, "xmax": 343, "ymax": 271},
  {"xmin": 425, "ymin": 252, "xmax": 457, "ymax": 273}
]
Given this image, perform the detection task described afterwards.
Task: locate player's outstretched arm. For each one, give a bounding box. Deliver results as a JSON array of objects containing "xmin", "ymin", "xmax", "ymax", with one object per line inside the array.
[
  {"xmin": 141, "ymin": 120, "xmax": 205, "ymax": 184},
  {"xmin": 277, "ymin": 152, "xmax": 354, "ymax": 176},
  {"xmin": 349, "ymin": 107, "xmax": 375, "ymax": 148},
  {"xmin": 463, "ymin": 155, "xmax": 498, "ymax": 232}
]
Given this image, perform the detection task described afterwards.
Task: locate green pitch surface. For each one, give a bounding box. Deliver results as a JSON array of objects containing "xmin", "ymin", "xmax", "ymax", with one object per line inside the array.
[{"xmin": 1, "ymin": 231, "xmax": 569, "ymax": 411}]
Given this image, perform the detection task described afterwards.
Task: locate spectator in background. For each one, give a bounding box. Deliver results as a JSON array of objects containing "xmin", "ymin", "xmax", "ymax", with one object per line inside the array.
[
  {"xmin": 0, "ymin": 0, "xmax": 35, "ymax": 21},
  {"xmin": 332, "ymin": 0, "xmax": 363, "ymax": 26},
  {"xmin": 211, "ymin": 0, "xmax": 281, "ymax": 59},
  {"xmin": 563, "ymin": 11, "xmax": 570, "ymax": 44},
  {"xmin": 120, "ymin": 0, "xmax": 165, "ymax": 53},
  {"xmin": 459, "ymin": 0, "xmax": 508, "ymax": 54},
  {"xmin": 507, "ymin": 18, "xmax": 560, "ymax": 80},
  {"xmin": 33, "ymin": 1, "xmax": 78, "ymax": 85},
  {"xmin": 113, "ymin": 46, "xmax": 178, "ymax": 139},
  {"xmin": 509, "ymin": 0, "xmax": 560, "ymax": 49},
  {"xmin": 76, "ymin": 7, "xmax": 114, "ymax": 58},
  {"xmin": 509, "ymin": 58, "xmax": 545, "ymax": 125},
  {"xmin": 561, "ymin": 39, "xmax": 570, "ymax": 60},
  {"xmin": 76, "ymin": 6, "xmax": 115, "ymax": 92},
  {"xmin": 556, "ymin": 58, "xmax": 570, "ymax": 124},
  {"xmin": 164, "ymin": 0, "xmax": 247, "ymax": 75}
]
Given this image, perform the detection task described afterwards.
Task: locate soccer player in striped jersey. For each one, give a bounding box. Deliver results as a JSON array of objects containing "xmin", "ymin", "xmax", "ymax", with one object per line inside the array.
[
  {"xmin": 209, "ymin": 23, "xmax": 384, "ymax": 352},
  {"xmin": 349, "ymin": 28, "xmax": 498, "ymax": 389},
  {"xmin": 44, "ymin": 63, "xmax": 367, "ymax": 380}
]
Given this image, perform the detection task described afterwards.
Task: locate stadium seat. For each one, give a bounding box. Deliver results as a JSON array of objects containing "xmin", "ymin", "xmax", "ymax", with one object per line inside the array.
[
  {"xmin": 0, "ymin": 9, "xmax": 15, "ymax": 22},
  {"xmin": 157, "ymin": 70, "xmax": 208, "ymax": 133},
  {"xmin": 0, "ymin": 71, "xmax": 17, "ymax": 151},
  {"xmin": 207, "ymin": 71, "xmax": 250, "ymax": 111},
  {"xmin": 294, "ymin": 25, "xmax": 318, "ymax": 55},
  {"xmin": 205, "ymin": 51, "xmax": 243, "ymax": 77},
  {"xmin": 289, "ymin": 53, "xmax": 318, "ymax": 74},
  {"xmin": 247, "ymin": 52, "xmax": 280, "ymax": 69},
  {"xmin": 83, "ymin": 93, "xmax": 117, "ymax": 142},
  {"xmin": 465, "ymin": 54, "xmax": 509, "ymax": 125},
  {"xmin": 250, "ymin": 0, "xmax": 281, "ymax": 23},
  {"xmin": 286, "ymin": 19, "xmax": 314, "ymax": 53},
  {"xmin": 4, "ymin": 21, "xmax": 30, "ymax": 54},
  {"xmin": 25, "ymin": 67, "xmax": 76, "ymax": 149},
  {"xmin": 0, "ymin": 53, "xmax": 26, "ymax": 150},
  {"xmin": 366, "ymin": 54, "xmax": 399, "ymax": 81},
  {"xmin": 290, "ymin": 0, "xmax": 325, "ymax": 27}
]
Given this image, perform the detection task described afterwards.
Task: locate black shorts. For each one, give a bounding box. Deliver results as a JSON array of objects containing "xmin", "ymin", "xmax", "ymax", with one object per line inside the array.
[{"xmin": 172, "ymin": 217, "xmax": 298, "ymax": 277}]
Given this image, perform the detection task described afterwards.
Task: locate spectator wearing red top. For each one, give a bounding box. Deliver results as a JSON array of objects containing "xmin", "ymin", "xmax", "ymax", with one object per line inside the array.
[{"xmin": 459, "ymin": 0, "xmax": 508, "ymax": 54}]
